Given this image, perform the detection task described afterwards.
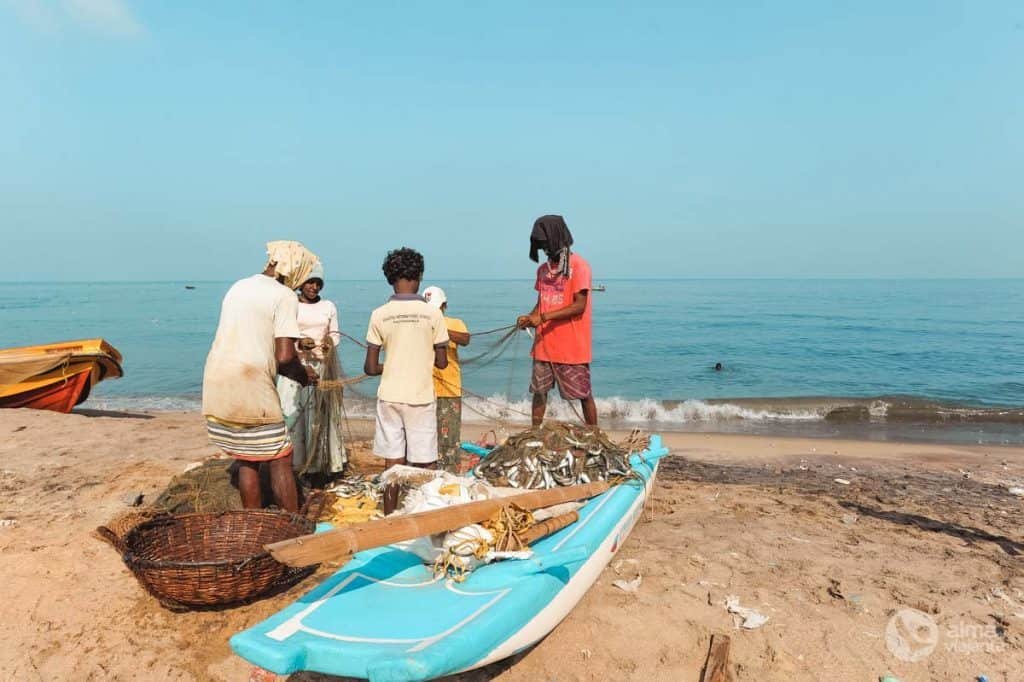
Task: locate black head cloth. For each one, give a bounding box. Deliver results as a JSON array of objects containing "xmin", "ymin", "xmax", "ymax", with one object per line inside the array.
[{"xmin": 529, "ymin": 215, "xmax": 574, "ymax": 271}]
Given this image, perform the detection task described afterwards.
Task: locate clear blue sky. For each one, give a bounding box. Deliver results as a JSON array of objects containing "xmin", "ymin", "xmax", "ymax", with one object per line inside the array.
[{"xmin": 2, "ymin": 1, "xmax": 1022, "ymax": 281}]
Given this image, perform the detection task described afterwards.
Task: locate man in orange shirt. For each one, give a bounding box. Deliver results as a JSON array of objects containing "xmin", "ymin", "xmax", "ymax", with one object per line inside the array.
[{"xmin": 516, "ymin": 215, "xmax": 597, "ymax": 426}]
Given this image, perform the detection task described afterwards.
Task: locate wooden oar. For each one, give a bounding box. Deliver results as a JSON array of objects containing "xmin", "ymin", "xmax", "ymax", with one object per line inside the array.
[
  {"xmin": 267, "ymin": 481, "xmax": 609, "ymax": 567},
  {"xmin": 516, "ymin": 511, "xmax": 580, "ymax": 545}
]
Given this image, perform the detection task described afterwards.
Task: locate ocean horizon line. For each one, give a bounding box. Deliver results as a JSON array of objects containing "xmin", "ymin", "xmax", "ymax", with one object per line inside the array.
[{"xmin": 4, "ymin": 276, "xmax": 1024, "ymax": 285}]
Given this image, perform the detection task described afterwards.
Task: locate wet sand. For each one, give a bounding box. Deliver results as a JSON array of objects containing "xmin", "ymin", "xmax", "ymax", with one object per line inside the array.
[{"xmin": 1, "ymin": 409, "xmax": 1022, "ymax": 681}]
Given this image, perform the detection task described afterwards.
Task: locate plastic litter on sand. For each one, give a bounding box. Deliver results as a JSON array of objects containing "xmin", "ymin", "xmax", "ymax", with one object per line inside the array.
[{"xmin": 724, "ymin": 595, "xmax": 769, "ymax": 629}]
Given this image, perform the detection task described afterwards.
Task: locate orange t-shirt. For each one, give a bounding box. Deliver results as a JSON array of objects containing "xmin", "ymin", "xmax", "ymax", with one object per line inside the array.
[{"xmin": 532, "ymin": 253, "xmax": 592, "ymax": 364}]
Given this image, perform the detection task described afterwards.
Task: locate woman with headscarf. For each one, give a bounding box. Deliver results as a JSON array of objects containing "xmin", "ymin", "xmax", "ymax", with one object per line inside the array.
[
  {"xmin": 277, "ymin": 262, "xmax": 347, "ymax": 478},
  {"xmin": 202, "ymin": 241, "xmax": 319, "ymax": 511}
]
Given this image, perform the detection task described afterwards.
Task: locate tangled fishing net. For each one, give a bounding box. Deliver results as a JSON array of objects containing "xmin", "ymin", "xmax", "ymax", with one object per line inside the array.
[
  {"xmin": 433, "ymin": 503, "xmax": 535, "ymax": 582},
  {"xmin": 151, "ymin": 459, "xmax": 242, "ymax": 514},
  {"xmin": 298, "ymin": 341, "xmax": 349, "ymax": 476}
]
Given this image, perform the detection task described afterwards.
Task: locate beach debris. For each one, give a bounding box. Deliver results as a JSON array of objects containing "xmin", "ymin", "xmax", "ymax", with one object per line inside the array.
[
  {"xmin": 473, "ymin": 423, "xmax": 640, "ymax": 490},
  {"xmin": 841, "ymin": 513, "xmax": 858, "ymax": 525},
  {"xmin": 990, "ymin": 587, "xmax": 1024, "ymax": 618},
  {"xmin": 581, "ymin": 648, "xmax": 592, "ymax": 660},
  {"xmin": 700, "ymin": 634, "xmax": 733, "ymax": 682},
  {"xmin": 834, "ymin": 478, "xmax": 851, "ymax": 486},
  {"xmin": 976, "ymin": 677, "xmax": 988, "ymax": 682},
  {"xmin": 879, "ymin": 676, "xmax": 902, "ymax": 682},
  {"xmin": 1007, "ymin": 487, "xmax": 1024, "ymax": 497},
  {"xmin": 182, "ymin": 462, "xmax": 203, "ymax": 473},
  {"xmin": 121, "ymin": 491, "xmax": 144, "ymax": 507},
  {"xmin": 827, "ymin": 579, "xmax": 845, "ymax": 600},
  {"xmin": 0, "ymin": 519, "xmax": 16, "ymax": 528},
  {"xmin": 613, "ymin": 574, "xmax": 643, "ymax": 593},
  {"xmin": 612, "ymin": 558, "xmax": 642, "ymax": 593},
  {"xmin": 724, "ymin": 595, "xmax": 769, "ymax": 629}
]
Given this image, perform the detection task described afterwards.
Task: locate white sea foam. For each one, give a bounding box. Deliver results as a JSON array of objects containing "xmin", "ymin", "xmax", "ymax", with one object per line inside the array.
[
  {"xmin": 84, "ymin": 395, "xmax": 202, "ymax": 412},
  {"xmin": 457, "ymin": 395, "xmax": 826, "ymax": 426},
  {"xmin": 83, "ymin": 393, "xmax": 826, "ymax": 425}
]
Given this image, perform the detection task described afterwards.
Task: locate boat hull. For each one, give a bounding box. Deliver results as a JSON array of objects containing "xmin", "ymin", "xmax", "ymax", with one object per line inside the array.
[
  {"xmin": 0, "ymin": 339, "xmax": 123, "ymax": 413},
  {"xmin": 231, "ymin": 436, "xmax": 669, "ymax": 681},
  {"xmin": 0, "ymin": 369, "xmax": 92, "ymax": 413}
]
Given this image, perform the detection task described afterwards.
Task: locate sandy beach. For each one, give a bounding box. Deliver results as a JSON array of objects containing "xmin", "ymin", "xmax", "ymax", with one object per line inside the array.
[{"xmin": 2, "ymin": 408, "xmax": 1023, "ymax": 681}]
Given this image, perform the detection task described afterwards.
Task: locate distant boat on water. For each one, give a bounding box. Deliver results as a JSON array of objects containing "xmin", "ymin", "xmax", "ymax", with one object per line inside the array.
[
  {"xmin": 592, "ymin": 284, "xmax": 606, "ymax": 292},
  {"xmin": 185, "ymin": 285, "xmax": 196, "ymax": 290}
]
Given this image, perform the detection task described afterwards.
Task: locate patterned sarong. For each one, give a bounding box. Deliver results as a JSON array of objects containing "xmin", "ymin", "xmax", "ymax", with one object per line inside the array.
[
  {"xmin": 206, "ymin": 417, "xmax": 293, "ymax": 462},
  {"xmin": 436, "ymin": 397, "xmax": 462, "ymax": 471},
  {"xmin": 529, "ymin": 361, "xmax": 592, "ymax": 400}
]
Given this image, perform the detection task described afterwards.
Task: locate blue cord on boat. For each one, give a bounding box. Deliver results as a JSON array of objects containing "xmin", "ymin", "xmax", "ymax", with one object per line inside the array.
[{"xmin": 459, "ymin": 442, "xmax": 493, "ymax": 457}]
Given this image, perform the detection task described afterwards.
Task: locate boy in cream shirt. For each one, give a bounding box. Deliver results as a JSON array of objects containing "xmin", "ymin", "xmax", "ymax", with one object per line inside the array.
[{"xmin": 363, "ymin": 247, "xmax": 449, "ymax": 514}]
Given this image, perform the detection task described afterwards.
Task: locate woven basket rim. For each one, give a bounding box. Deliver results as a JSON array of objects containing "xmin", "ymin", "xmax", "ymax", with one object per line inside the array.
[
  {"xmin": 122, "ymin": 508, "xmax": 313, "ymax": 571},
  {"xmin": 124, "ymin": 550, "xmax": 275, "ymax": 570}
]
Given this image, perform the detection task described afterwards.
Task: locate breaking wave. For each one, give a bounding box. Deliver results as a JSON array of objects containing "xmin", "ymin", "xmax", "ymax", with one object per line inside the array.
[
  {"xmin": 458, "ymin": 395, "xmax": 825, "ymax": 426},
  {"xmin": 84, "ymin": 392, "xmax": 1024, "ymax": 429}
]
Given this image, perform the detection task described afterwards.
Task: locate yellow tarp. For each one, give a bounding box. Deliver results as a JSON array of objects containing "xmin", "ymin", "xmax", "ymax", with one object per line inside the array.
[{"xmin": 0, "ymin": 353, "xmax": 71, "ymax": 387}]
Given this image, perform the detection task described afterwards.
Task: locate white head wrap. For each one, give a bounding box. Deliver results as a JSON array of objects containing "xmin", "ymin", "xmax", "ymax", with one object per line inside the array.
[{"xmin": 266, "ymin": 241, "xmax": 319, "ymax": 290}]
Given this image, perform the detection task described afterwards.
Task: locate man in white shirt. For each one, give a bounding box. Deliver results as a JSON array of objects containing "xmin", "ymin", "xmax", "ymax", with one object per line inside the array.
[{"xmin": 202, "ymin": 241, "xmax": 319, "ymax": 512}]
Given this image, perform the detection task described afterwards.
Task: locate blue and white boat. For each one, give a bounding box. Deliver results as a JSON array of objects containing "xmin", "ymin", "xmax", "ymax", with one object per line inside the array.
[{"xmin": 231, "ymin": 435, "xmax": 669, "ymax": 681}]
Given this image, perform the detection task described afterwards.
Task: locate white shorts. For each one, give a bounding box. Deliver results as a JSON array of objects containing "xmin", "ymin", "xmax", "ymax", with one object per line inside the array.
[{"xmin": 373, "ymin": 400, "xmax": 438, "ymax": 464}]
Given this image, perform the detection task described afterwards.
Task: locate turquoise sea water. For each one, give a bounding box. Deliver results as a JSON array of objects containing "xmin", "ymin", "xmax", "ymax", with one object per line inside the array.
[{"xmin": 2, "ymin": 279, "xmax": 1022, "ymax": 443}]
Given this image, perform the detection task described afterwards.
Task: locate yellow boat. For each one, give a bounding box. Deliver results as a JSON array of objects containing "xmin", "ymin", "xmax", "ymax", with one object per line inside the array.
[{"xmin": 0, "ymin": 339, "xmax": 124, "ymax": 413}]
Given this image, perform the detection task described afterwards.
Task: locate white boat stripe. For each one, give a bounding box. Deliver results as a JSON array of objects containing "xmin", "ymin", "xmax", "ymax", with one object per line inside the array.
[
  {"xmin": 267, "ymin": 573, "xmax": 361, "ymax": 641},
  {"xmin": 277, "ymin": 588, "xmax": 510, "ymax": 650},
  {"xmin": 408, "ymin": 590, "xmax": 509, "ymax": 652},
  {"xmin": 551, "ymin": 489, "xmax": 615, "ymax": 551},
  {"xmin": 265, "ymin": 569, "xmax": 508, "ymax": 648}
]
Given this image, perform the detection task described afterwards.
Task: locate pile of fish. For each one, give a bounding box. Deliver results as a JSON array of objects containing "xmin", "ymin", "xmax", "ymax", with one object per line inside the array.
[
  {"xmin": 326, "ymin": 473, "xmax": 379, "ymax": 499},
  {"xmin": 472, "ymin": 423, "xmax": 639, "ymax": 489},
  {"xmin": 323, "ymin": 474, "xmax": 382, "ymax": 526}
]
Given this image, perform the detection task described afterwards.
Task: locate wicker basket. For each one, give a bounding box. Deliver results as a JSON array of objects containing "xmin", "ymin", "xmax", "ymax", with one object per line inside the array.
[{"xmin": 99, "ymin": 509, "xmax": 317, "ymax": 610}]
